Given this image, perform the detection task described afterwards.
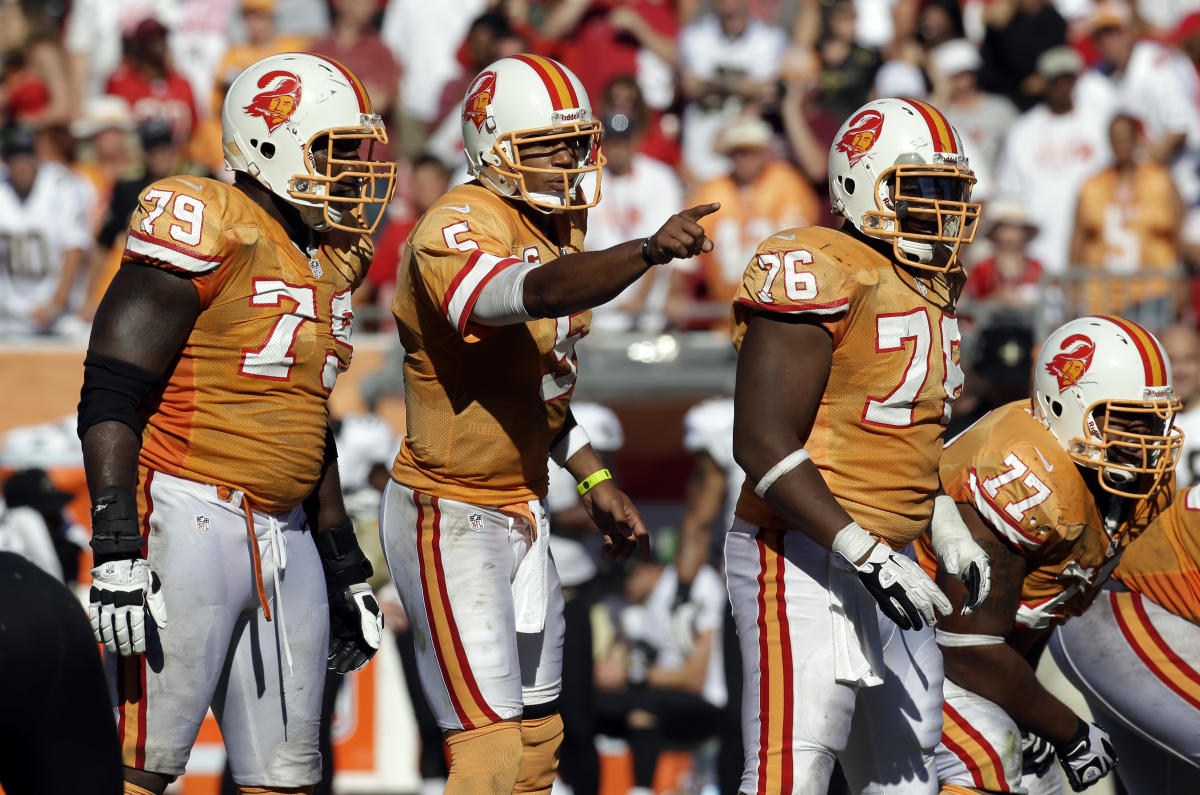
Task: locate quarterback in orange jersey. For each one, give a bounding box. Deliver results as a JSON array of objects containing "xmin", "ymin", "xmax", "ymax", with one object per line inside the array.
[
  {"xmin": 1049, "ymin": 484, "xmax": 1200, "ymax": 793},
  {"xmin": 76, "ymin": 54, "xmax": 393, "ymax": 795},
  {"xmin": 725, "ymin": 96, "xmax": 987, "ymax": 795},
  {"xmin": 916, "ymin": 316, "xmax": 1183, "ymax": 795},
  {"xmin": 378, "ymin": 54, "xmax": 715, "ymax": 794}
]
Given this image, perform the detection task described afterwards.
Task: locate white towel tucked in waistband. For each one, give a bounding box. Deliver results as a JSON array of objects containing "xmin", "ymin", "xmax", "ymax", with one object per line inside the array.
[
  {"xmin": 828, "ymin": 556, "xmax": 885, "ymax": 687},
  {"xmin": 513, "ymin": 500, "xmax": 551, "ymax": 634}
]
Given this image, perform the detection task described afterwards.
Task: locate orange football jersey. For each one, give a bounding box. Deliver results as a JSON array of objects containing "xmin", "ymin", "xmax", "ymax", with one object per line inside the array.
[
  {"xmin": 123, "ymin": 175, "xmax": 373, "ymax": 513},
  {"xmin": 389, "ymin": 182, "xmax": 589, "ymax": 506},
  {"xmin": 1115, "ymin": 486, "xmax": 1200, "ymax": 623},
  {"xmin": 925, "ymin": 401, "xmax": 1161, "ymax": 628},
  {"xmin": 731, "ymin": 226, "xmax": 963, "ymax": 547}
]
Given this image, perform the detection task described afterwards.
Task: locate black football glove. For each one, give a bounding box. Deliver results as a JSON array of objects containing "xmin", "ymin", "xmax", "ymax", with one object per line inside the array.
[
  {"xmin": 1021, "ymin": 731, "xmax": 1055, "ymax": 778},
  {"xmin": 315, "ymin": 522, "xmax": 382, "ymax": 674},
  {"xmin": 1054, "ymin": 719, "xmax": 1117, "ymax": 791}
]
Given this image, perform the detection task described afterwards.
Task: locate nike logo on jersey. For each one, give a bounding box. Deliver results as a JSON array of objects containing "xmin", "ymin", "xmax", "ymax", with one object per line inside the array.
[
  {"xmin": 1034, "ymin": 449, "xmax": 1054, "ymax": 472},
  {"xmin": 442, "ymin": 204, "xmax": 470, "ymax": 213},
  {"xmin": 178, "ymin": 179, "xmax": 204, "ymax": 191}
]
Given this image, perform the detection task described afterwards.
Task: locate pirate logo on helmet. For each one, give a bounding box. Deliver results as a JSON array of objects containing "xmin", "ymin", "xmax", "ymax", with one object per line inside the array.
[
  {"xmin": 244, "ymin": 70, "xmax": 302, "ymax": 133},
  {"xmin": 1046, "ymin": 334, "xmax": 1096, "ymax": 393}
]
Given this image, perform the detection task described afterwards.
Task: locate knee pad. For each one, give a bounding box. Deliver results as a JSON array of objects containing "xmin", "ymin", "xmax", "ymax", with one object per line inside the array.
[
  {"xmin": 515, "ymin": 712, "xmax": 564, "ymax": 794},
  {"xmin": 237, "ymin": 788, "xmax": 314, "ymax": 794},
  {"xmin": 444, "ymin": 722, "xmax": 523, "ymax": 795}
]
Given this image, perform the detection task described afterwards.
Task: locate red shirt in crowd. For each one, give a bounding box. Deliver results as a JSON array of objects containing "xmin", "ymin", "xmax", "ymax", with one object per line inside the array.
[
  {"xmin": 105, "ymin": 64, "xmax": 199, "ymax": 145},
  {"xmin": 965, "ymin": 255, "xmax": 1045, "ymax": 302}
]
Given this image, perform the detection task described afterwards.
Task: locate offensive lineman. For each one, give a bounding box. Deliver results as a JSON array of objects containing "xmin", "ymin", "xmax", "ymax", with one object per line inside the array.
[
  {"xmin": 918, "ymin": 316, "xmax": 1181, "ymax": 794},
  {"xmin": 379, "ymin": 54, "xmax": 715, "ymax": 794},
  {"xmin": 1049, "ymin": 483, "xmax": 1200, "ymax": 793},
  {"xmin": 726, "ymin": 97, "xmax": 990, "ymax": 794},
  {"xmin": 77, "ymin": 53, "xmax": 390, "ymax": 794}
]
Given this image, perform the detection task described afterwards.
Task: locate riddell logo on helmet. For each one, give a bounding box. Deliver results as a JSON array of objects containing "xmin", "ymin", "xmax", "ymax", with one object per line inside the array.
[
  {"xmin": 1045, "ymin": 334, "xmax": 1096, "ymax": 392},
  {"xmin": 464, "ymin": 71, "xmax": 497, "ymax": 131},
  {"xmin": 244, "ymin": 70, "xmax": 302, "ymax": 132},
  {"xmin": 836, "ymin": 109, "xmax": 884, "ymax": 166}
]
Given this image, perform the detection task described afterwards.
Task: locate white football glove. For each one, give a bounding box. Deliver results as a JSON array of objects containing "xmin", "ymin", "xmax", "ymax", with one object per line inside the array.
[
  {"xmin": 328, "ymin": 582, "xmax": 383, "ymax": 674},
  {"xmin": 89, "ymin": 558, "xmax": 168, "ymax": 656},
  {"xmin": 669, "ymin": 600, "xmax": 701, "ymax": 657},
  {"xmin": 931, "ymin": 495, "xmax": 991, "ymax": 615},
  {"xmin": 834, "ymin": 522, "xmax": 951, "ymax": 630},
  {"xmin": 1055, "ymin": 720, "xmax": 1117, "ymax": 791}
]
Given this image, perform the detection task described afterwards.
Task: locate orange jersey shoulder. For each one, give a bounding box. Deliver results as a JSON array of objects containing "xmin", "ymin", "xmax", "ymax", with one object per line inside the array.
[{"xmin": 1117, "ymin": 485, "xmax": 1200, "ymax": 622}]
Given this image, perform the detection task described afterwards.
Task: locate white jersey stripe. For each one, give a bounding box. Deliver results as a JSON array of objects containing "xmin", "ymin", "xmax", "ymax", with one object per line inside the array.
[
  {"xmin": 968, "ymin": 470, "xmax": 1040, "ymax": 550},
  {"xmin": 444, "ymin": 252, "xmax": 520, "ymax": 335},
  {"xmin": 125, "ymin": 231, "xmax": 221, "ymax": 274}
]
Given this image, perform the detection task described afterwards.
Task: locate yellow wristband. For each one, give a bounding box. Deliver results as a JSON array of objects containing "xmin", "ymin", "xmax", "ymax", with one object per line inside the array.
[{"xmin": 577, "ymin": 468, "xmax": 613, "ymax": 496}]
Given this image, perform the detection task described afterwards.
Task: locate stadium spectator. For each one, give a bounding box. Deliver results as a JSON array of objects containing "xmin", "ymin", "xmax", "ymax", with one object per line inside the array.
[
  {"xmin": 71, "ymin": 96, "xmax": 137, "ymax": 234},
  {"xmin": 362, "ymin": 154, "xmax": 452, "ymax": 331},
  {"xmin": 599, "ymin": 73, "xmax": 681, "ymax": 171},
  {"xmin": 595, "ymin": 555, "xmax": 726, "ymax": 795},
  {"xmin": 78, "ymin": 53, "xmax": 388, "ymax": 794},
  {"xmin": 1088, "ymin": 0, "xmax": 1200, "ymax": 208},
  {"xmin": 996, "ymin": 45, "xmax": 1111, "ymax": 273},
  {"xmin": 311, "ymin": 0, "xmax": 401, "ymax": 162},
  {"xmin": 104, "ymin": 16, "xmax": 201, "ymax": 149},
  {"xmin": 978, "ymin": 0, "xmax": 1068, "ymax": 110},
  {"xmin": 928, "ymin": 38, "xmax": 1019, "ymax": 199},
  {"xmin": 0, "ymin": 551, "xmax": 123, "ymax": 794},
  {"xmin": 0, "ymin": 123, "xmax": 92, "ymax": 337},
  {"xmin": 725, "ymin": 97, "xmax": 985, "ymax": 793},
  {"xmin": 585, "ymin": 109, "xmax": 684, "ymax": 332},
  {"xmin": 944, "ymin": 314, "xmax": 1035, "ymax": 438},
  {"xmin": 531, "ymin": 0, "xmax": 678, "ymax": 116},
  {"xmin": 1162, "ymin": 323, "xmax": 1200, "ymax": 485},
  {"xmin": 678, "ymin": 0, "xmax": 788, "ymax": 181},
  {"xmin": 0, "ymin": 1, "xmax": 71, "ymax": 128},
  {"xmin": 1070, "ymin": 112, "xmax": 1183, "ymax": 319},
  {"xmin": 377, "ymin": 53, "xmax": 710, "ymax": 792},
  {"xmin": 777, "ymin": 47, "xmax": 840, "ymax": 199},
  {"xmin": 962, "ymin": 198, "xmax": 1044, "ymax": 310},
  {"xmin": 211, "ymin": 0, "xmax": 311, "ymax": 102},
  {"xmin": 671, "ymin": 114, "xmax": 820, "ymax": 329},
  {"xmin": 1050, "ymin": 484, "xmax": 1200, "ymax": 793},
  {"xmin": 813, "ymin": 0, "xmax": 882, "ymax": 123}
]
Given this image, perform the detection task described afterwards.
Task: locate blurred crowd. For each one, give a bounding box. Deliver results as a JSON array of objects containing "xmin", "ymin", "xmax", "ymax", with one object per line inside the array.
[{"xmin": 2, "ymin": 0, "xmax": 1200, "ymax": 342}]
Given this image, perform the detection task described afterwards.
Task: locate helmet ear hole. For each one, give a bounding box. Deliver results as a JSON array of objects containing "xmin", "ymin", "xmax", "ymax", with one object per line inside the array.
[
  {"xmin": 259, "ymin": 142, "xmax": 276, "ymax": 159},
  {"xmin": 843, "ymin": 176, "xmax": 855, "ymax": 195},
  {"xmin": 1051, "ymin": 400, "xmax": 1063, "ymax": 418}
]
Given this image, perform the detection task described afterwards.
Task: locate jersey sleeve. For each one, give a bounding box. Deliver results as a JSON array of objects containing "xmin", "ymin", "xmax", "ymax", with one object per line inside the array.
[
  {"xmin": 122, "ymin": 177, "xmax": 231, "ymax": 285},
  {"xmin": 408, "ymin": 204, "xmax": 524, "ymax": 340},
  {"xmin": 730, "ymin": 229, "xmax": 857, "ymax": 350},
  {"xmin": 961, "ymin": 441, "xmax": 1069, "ymax": 551}
]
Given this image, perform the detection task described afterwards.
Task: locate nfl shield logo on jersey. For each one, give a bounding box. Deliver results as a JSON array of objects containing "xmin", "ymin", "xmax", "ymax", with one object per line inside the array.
[
  {"xmin": 195, "ymin": 514, "xmax": 211, "ymax": 533},
  {"xmin": 468, "ymin": 513, "xmax": 485, "ymax": 533}
]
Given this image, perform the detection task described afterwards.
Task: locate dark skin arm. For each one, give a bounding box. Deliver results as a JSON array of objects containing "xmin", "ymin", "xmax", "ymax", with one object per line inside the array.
[
  {"xmin": 564, "ymin": 441, "xmax": 650, "ymax": 562},
  {"xmin": 82, "ymin": 264, "xmax": 202, "ymax": 498},
  {"xmin": 937, "ymin": 502, "xmax": 1081, "ymax": 744},
  {"xmin": 676, "ymin": 452, "xmax": 726, "ymax": 586},
  {"xmin": 521, "ymin": 203, "xmax": 720, "ymax": 318},
  {"xmin": 732, "ymin": 313, "xmax": 859, "ymax": 553}
]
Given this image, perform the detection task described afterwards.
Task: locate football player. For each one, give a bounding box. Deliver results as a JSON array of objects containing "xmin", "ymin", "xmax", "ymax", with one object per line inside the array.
[
  {"xmin": 726, "ymin": 97, "xmax": 988, "ymax": 794},
  {"xmin": 378, "ymin": 54, "xmax": 715, "ymax": 794},
  {"xmin": 918, "ymin": 316, "xmax": 1182, "ymax": 794},
  {"xmin": 1049, "ymin": 483, "xmax": 1200, "ymax": 793},
  {"xmin": 77, "ymin": 53, "xmax": 392, "ymax": 795}
]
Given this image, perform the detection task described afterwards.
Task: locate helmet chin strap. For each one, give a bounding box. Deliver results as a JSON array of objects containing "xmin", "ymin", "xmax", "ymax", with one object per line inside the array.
[{"xmin": 297, "ymin": 203, "xmax": 332, "ymax": 232}]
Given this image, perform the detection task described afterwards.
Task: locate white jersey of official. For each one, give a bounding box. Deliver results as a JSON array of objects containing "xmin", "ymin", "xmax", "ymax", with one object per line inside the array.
[{"xmin": 0, "ymin": 162, "xmax": 92, "ymax": 332}]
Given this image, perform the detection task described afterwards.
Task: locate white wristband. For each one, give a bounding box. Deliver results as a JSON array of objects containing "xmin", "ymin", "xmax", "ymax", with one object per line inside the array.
[
  {"xmin": 931, "ymin": 494, "xmax": 963, "ymax": 536},
  {"xmin": 935, "ymin": 629, "xmax": 1005, "ymax": 647},
  {"xmin": 549, "ymin": 423, "xmax": 591, "ymax": 468},
  {"xmin": 831, "ymin": 521, "xmax": 876, "ymax": 566},
  {"xmin": 753, "ymin": 448, "xmax": 811, "ymax": 497}
]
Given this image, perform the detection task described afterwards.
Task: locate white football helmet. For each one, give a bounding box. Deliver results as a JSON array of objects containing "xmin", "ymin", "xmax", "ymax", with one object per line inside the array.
[
  {"xmin": 461, "ymin": 54, "xmax": 604, "ymax": 213},
  {"xmin": 222, "ymin": 52, "xmax": 396, "ymax": 233},
  {"xmin": 829, "ymin": 97, "xmax": 980, "ymax": 272},
  {"xmin": 1033, "ymin": 316, "xmax": 1182, "ymax": 499}
]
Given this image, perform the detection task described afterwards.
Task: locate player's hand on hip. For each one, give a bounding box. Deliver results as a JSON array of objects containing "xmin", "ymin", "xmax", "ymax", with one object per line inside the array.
[
  {"xmin": 89, "ymin": 558, "xmax": 168, "ymax": 656},
  {"xmin": 1021, "ymin": 731, "xmax": 1056, "ymax": 777},
  {"xmin": 643, "ymin": 203, "xmax": 720, "ymax": 264},
  {"xmin": 930, "ymin": 495, "xmax": 991, "ymax": 615},
  {"xmin": 1054, "ymin": 719, "xmax": 1117, "ymax": 791},
  {"xmin": 582, "ymin": 481, "xmax": 651, "ymax": 562},
  {"xmin": 328, "ymin": 582, "xmax": 384, "ymax": 674},
  {"xmin": 853, "ymin": 543, "xmax": 952, "ymax": 630}
]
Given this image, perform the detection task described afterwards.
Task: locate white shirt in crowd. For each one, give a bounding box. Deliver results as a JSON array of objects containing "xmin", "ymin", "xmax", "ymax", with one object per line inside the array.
[
  {"xmin": 382, "ymin": 0, "xmax": 487, "ymax": 124},
  {"xmin": 0, "ymin": 162, "xmax": 93, "ymax": 336},
  {"xmin": 997, "ymin": 100, "xmax": 1112, "ymax": 272},
  {"xmin": 585, "ymin": 154, "xmax": 684, "ymax": 332},
  {"xmin": 682, "ymin": 396, "xmax": 740, "ymax": 535},
  {"xmin": 0, "ymin": 506, "xmax": 64, "ymax": 582}
]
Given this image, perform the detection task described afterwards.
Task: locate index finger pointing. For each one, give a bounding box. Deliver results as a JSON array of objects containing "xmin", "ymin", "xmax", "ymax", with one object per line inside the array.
[{"xmin": 678, "ymin": 202, "xmax": 721, "ymax": 222}]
